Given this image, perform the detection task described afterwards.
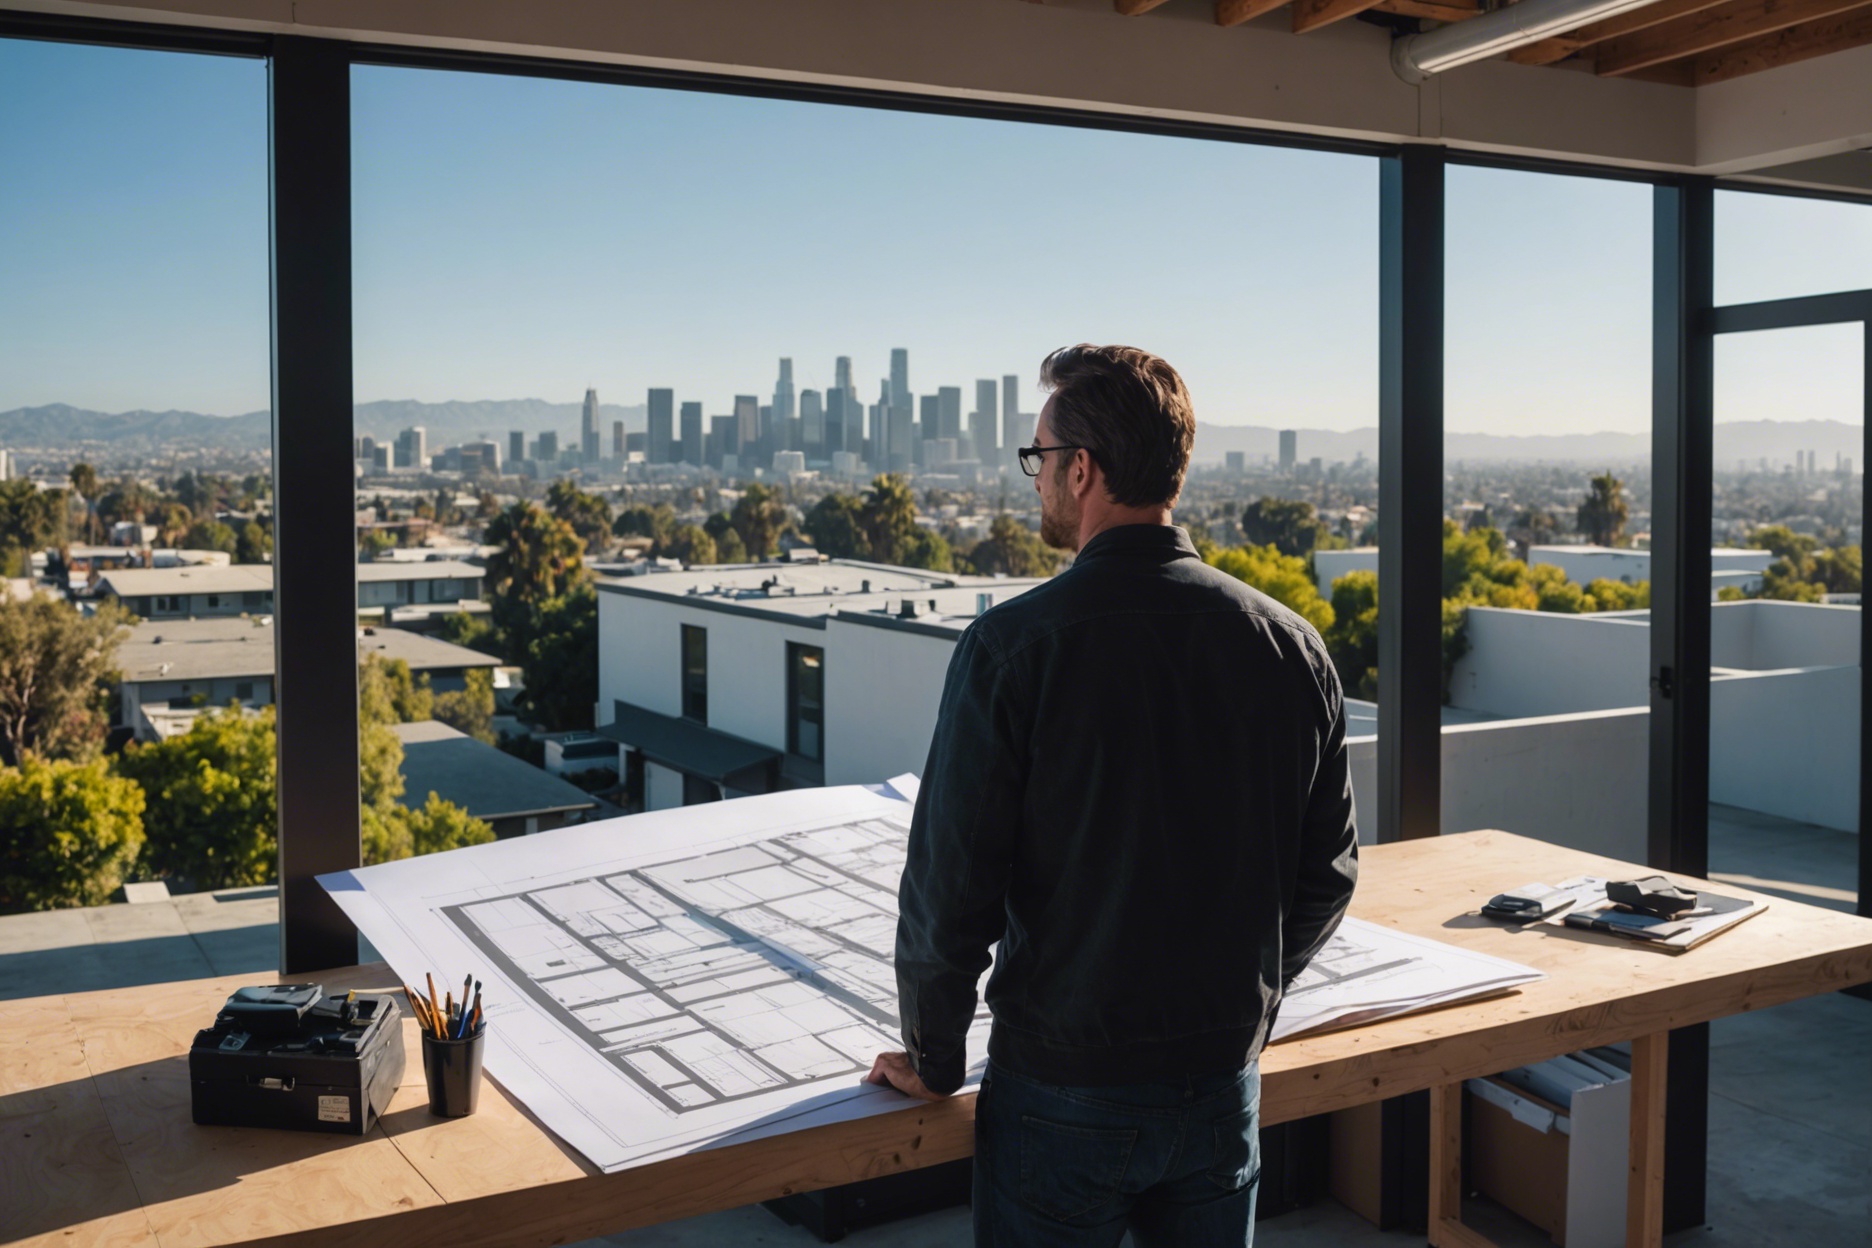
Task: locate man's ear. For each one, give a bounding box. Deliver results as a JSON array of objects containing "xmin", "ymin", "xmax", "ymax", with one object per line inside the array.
[{"xmin": 1072, "ymin": 450, "xmax": 1098, "ymax": 501}]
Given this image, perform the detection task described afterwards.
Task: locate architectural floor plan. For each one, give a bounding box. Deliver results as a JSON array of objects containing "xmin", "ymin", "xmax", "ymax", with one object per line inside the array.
[
  {"xmin": 324, "ymin": 783, "xmax": 1539, "ymax": 1172},
  {"xmin": 442, "ymin": 814, "xmax": 918, "ymax": 1114}
]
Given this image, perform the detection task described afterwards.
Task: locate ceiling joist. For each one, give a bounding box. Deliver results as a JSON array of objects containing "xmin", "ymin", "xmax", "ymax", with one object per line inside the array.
[
  {"xmin": 1594, "ymin": 0, "xmax": 1872, "ymax": 74},
  {"xmin": 1292, "ymin": 0, "xmax": 1389, "ymax": 33},
  {"xmin": 1113, "ymin": 0, "xmax": 1175, "ymax": 14},
  {"xmin": 1508, "ymin": 0, "xmax": 1731, "ymax": 64},
  {"xmin": 1692, "ymin": 2, "xmax": 1872, "ymax": 79},
  {"xmin": 1215, "ymin": 0, "xmax": 1291, "ymax": 26}
]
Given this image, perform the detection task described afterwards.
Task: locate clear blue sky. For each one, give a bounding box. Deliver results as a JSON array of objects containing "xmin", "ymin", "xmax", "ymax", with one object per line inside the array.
[{"xmin": 2, "ymin": 37, "xmax": 1866, "ymax": 434}]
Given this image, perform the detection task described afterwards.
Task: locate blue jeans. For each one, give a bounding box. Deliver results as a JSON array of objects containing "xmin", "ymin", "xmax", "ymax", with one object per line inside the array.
[{"xmin": 972, "ymin": 1059, "xmax": 1261, "ymax": 1247}]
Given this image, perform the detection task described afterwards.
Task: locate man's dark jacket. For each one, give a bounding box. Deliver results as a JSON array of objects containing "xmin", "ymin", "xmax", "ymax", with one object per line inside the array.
[{"xmin": 895, "ymin": 524, "xmax": 1359, "ymax": 1095}]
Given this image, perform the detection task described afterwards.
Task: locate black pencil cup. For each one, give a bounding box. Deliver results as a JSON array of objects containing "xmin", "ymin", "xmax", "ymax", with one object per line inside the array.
[{"xmin": 420, "ymin": 1025, "xmax": 485, "ymax": 1118}]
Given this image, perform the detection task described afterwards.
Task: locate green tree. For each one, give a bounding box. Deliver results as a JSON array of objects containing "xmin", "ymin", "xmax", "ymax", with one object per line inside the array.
[
  {"xmin": 0, "ymin": 595, "xmax": 130, "ymax": 767},
  {"xmin": 1576, "ymin": 472, "xmax": 1630, "ymax": 547},
  {"xmin": 440, "ymin": 609, "xmax": 501, "ymax": 657},
  {"xmin": 965, "ymin": 514, "xmax": 1062, "ymax": 577},
  {"xmin": 712, "ymin": 525, "xmax": 749, "ymax": 564},
  {"xmin": 895, "ymin": 527, "xmax": 953, "ymax": 573},
  {"xmin": 118, "ymin": 705, "xmax": 277, "ymax": 892},
  {"xmin": 354, "ymin": 661, "xmax": 493, "ymax": 863},
  {"xmin": 0, "ymin": 756, "xmax": 146, "ymax": 912},
  {"xmin": 801, "ymin": 493, "xmax": 865, "ymax": 559},
  {"xmin": 96, "ymin": 478, "xmax": 152, "ymax": 532},
  {"xmin": 358, "ymin": 654, "xmax": 433, "ymax": 724},
  {"xmin": 1585, "ymin": 578, "xmax": 1650, "ymax": 611},
  {"xmin": 434, "ymin": 669, "xmax": 496, "ymax": 744},
  {"xmin": 613, "ymin": 503, "xmax": 676, "ymax": 543},
  {"xmin": 1240, "ymin": 497, "xmax": 1330, "ymax": 558},
  {"xmin": 518, "ymin": 585, "xmax": 598, "ymax": 732},
  {"xmin": 859, "ymin": 475, "xmax": 921, "ymax": 563},
  {"xmin": 485, "ymin": 502, "xmax": 587, "ymax": 661},
  {"xmin": 1323, "ymin": 570, "xmax": 1379, "ymax": 700},
  {"xmin": 1206, "ymin": 544, "xmax": 1335, "ymax": 634},
  {"xmin": 235, "ymin": 520, "xmax": 271, "ymax": 565},
  {"xmin": 359, "ymin": 528, "xmax": 397, "ymax": 559},
  {"xmin": 69, "ymin": 463, "xmax": 100, "ymax": 544},
  {"xmin": 0, "ymin": 478, "xmax": 67, "ymax": 575},
  {"xmin": 730, "ymin": 483, "xmax": 786, "ymax": 560},
  {"xmin": 546, "ymin": 479, "xmax": 614, "ymax": 553},
  {"xmin": 660, "ymin": 524, "xmax": 718, "ymax": 566},
  {"xmin": 403, "ymin": 791, "xmax": 497, "ymax": 857},
  {"xmin": 182, "ymin": 519, "xmax": 238, "ymax": 555}
]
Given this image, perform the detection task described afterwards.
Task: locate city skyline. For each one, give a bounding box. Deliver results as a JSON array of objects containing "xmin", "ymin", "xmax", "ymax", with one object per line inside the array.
[{"xmin": 2, "ymin": 38, "xmax": 1868, "ymax": 436}]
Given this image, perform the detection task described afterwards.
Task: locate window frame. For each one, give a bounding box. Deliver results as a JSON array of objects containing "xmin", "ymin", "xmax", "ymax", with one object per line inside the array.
[
  {"xmin": 680, "ymin": 624, "xmax": 708, "ymax": 724},
  {"xmin": 786, "ymin": 642, "xmax": 824, "ymax": 764}
]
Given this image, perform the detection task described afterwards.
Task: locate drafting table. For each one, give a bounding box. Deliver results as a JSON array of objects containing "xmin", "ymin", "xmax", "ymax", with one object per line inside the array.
[{"xmin": 7, "ymin": 829, "xmax": 1870, "ymax": 1248}]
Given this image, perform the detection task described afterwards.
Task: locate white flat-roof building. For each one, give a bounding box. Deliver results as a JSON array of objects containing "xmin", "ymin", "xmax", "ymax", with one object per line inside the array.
[
  {"xmin": 92, "ymin": 559, "xmax": 485, "ymax": 623},
  {"xmin": 1312, "ymin": 544, "xmax": 1775, "ymax": 598},
  {"xmin": 115, "ymin": 616, "xmax": 501, "ymax": 742},
  {"xmin": 595, "ymin": 561, "xmax": 1046, "ymax": 808}
]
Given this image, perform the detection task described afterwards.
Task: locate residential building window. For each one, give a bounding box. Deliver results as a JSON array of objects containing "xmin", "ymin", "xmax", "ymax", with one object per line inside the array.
[
  {"xmin": 234, "ymin": 681, "xmax": 254, "ymax": 701},
  {"xmin": 787, "ymin": 644, "xmax": 824, "ymax": 763},
  {"xmin": 681, "ymin": 625, "xmax": 707, "ymax": 723}
]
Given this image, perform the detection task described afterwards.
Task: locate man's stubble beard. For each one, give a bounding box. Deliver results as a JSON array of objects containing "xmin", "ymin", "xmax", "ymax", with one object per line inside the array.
[{"xmin": 1038, "ymin": 477, "xmax": 1077, "ymax": 551}]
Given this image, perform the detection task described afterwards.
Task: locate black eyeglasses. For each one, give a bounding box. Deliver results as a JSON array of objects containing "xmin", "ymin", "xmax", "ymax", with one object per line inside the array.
[{"xmin": 1017, "ymin": 444, "xmax": 1093, "ymax": 477}]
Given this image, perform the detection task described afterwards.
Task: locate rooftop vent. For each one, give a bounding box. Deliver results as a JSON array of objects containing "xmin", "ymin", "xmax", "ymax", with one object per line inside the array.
[{"xmin": 898, "ymin": 599, "xmax": 920, "ymax": 619}]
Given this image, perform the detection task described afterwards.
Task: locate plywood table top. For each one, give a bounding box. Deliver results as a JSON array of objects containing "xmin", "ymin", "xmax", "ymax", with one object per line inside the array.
[{"xmin": 6, "ymin": 830, "xmax": 1869, "ymax": 1248}]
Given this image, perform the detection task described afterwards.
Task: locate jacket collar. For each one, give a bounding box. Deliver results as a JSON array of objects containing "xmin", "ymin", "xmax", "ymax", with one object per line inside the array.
[{"xmin": 1073, "ymin": 523, "xmax": 1200, "ymax": 565}]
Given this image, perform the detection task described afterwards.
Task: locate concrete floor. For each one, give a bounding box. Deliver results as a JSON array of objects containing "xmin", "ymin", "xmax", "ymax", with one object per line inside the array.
[{"xmin": 1, "ymin": 804, "xmax": 1861, "ymax": 1247}]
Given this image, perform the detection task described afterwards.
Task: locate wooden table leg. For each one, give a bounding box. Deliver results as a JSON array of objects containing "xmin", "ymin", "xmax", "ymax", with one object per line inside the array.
[
  {"xmin": 1627, "ymin": 1031, "xmax": 1669, "ymax": 1248},
  {"xmin": 1427, "ymin": 1080, "xmax": 1499, "ymax": 1248}
]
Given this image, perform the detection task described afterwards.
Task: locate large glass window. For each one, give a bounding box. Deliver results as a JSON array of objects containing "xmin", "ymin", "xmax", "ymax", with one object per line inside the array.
[
  {"xmin": 1441, "ymin": 166, "xmax": 1655, "ymax": 855},
  {"xmin": 0, "ymin": 36, "xmax": 276, "ymax": 908},
  {"xmin": 347, "ymin": 61, "xmax": 1379, "ymax": 829},
  {"xmin": 1715, "ymin": 190, "xmax": 1872, "ymax": 307},
  {"xmin": 787, "ymin": 643, "xmax": 824, "ymax": 763},
  {"xmin": 682, "ymin": 625, "xmax": 708, "ymax": 723}
]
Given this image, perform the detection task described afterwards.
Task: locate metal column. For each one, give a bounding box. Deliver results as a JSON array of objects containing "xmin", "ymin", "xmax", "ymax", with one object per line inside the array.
[
  {"xmin": 1377, "ymin": 145, "xmax": 1446, "ymax": 844},
  {"xmin": 1649, "ymin": 177, "xmax": 1715, "ymax": 1233},
  {"xmin": 270, "ymin": 37, "xmax": 361, "ymax": 974}
]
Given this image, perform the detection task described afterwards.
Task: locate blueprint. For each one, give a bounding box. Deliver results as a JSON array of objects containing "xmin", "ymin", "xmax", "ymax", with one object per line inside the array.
[
  {"xmin": 1271, "ymin": 916, "xmax": 1544, "ymax": 1040},
  {"xmin": 323, "ymin": 781, "xmax": 1539, "ymax": 1172},
  {"xmin": 321, "ymin": 784, "xmax": 990, "ymax": 1171}
]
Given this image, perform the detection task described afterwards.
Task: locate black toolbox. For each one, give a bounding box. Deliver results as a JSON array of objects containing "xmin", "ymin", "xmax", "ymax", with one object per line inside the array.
[{"xmin": 189, "ymin": 983, "xmax": 404, "ymax": 1135}]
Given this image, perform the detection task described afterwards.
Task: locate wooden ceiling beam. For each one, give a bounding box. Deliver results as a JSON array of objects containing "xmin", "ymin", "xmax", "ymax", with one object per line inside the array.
[
  {"xmin": 1508, "ymin": 0, "xmax": 1730, "ymax": 65},
  {"xmin": 1595, "ymin": 0, "xmax": 1872, "ymax": 74},
  {"xmin": 1371, "ymin": 0, "xmax": 1486, "ymax": 22},
  {"xmin": 1216, "ymin": 0, "xmax": 1291, "ymax": 25},
  {"xmin": 1692, "ymin": 1, "xmax": 1872, "ymax": 79},
  {"xmin": 1114, "ymin": 0, "xmax": 1175, "ymax": 14},
  {"xmin": 1293, "ymin": 0, "xmax": 1388, "ymax": 33}
]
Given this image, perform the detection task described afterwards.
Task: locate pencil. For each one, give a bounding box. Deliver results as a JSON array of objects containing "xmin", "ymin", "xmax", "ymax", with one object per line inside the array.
[
  {"xmin": 468, "ymin": 989, "xmax": 482, "ymax": 1036},
  {"xmin": 426, "ymin": 973, "xmax": 442, "ymax": 1038},
  {"xmin": 402, "ymin": 984, "xmax": 426, "ymax": 1030}
]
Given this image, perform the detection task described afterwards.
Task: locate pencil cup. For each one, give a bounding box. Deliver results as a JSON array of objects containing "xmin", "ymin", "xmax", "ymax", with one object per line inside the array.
[{"xmin": 420, "ymin": 1025, "xmax": 485, "ymax": 1118}]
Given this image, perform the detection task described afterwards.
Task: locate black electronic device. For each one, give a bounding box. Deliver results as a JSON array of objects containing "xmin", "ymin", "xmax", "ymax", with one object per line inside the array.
[
  {"xmin": 1605, "ymin": 876, "xmax": 1699, "ymax": 919},
  {"xmin": 1482, "ymin": 882, "xmax": 1572, "ymax": 921},
  {"xmin": 190, "ymin": 984, "xmax": 404, "ymax": 1135}
]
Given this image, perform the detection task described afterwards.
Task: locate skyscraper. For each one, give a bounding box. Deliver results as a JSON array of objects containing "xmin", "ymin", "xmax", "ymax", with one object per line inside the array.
[
  {"xmin": 1278, "ymin": 429, "xmax": 1297, "ymax": 471},
  {"xmin": 824, "ymin": 388, "xmax": 850, "ymax": 459},
  {"xmin": 835, "ymin": 355, "xmax": 853, "ymax": 396},
  {"xmin": 735, "ymin": 395, "xmax": 760, "ymax": 461},
  {"xmin": 1002, "ymin": 375, "xmax": 1023, "ymax": 463},
  {"xmin": 613, "ymin": 420, "xmax": 625, "ymax": 458},
  {"xmin": 536, "ymin": 430, "xmax": 559, "ymax": 463},
  {"xmin": 800, "ymin": 390, "xmax": 824, "ymax": 458},
  {"xmin": 680, "ymin": 401, "xmax": 704, "ymax": 466},
  {"xmin": 648, "ymin": 389, "xmax": 675, "ymax": 465},
  {"xmin": 938, "ymin": 387, "xmax": 962, "ymax": 442},
  {"xmin": 889, "ymin": 349, "xmax": 909, "ymax": 410},
  {"xmin": 773, "ymin": 359, "xmax": 795, "ymax": 429},
  {"xmin": 509, "ymin": 430, "xmax": 526, "ymax": 467},
  {"xmin": 394, "ymin": 426, "xmax": 426, "ymax": 471},
  {"xmin": 972, "ymin": 379, "xmax": 999, "ymax": 466},
  {"xmin": 581, "ymin": 389, "xmax": 601, "ymax": 463}
]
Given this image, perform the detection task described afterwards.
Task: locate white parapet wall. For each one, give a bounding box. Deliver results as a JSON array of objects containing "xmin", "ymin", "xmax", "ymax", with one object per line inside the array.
[
  {"xmin": 1344, "ymin": 708, "xmax": 1650, "ymax": 859},
  {"xmin": 1450, "ymin": 608, "xmax": 1653, "ymax": 718},
  {"xmin": 1711, "ymin": 666, "xmax": 1859, "ymax": 832},
  {"xmin": 822, "ymin": 615, "xmax": 962, "ymax": 787},
  {"xmin": 1712, "ymin": 600, "xmax": 1860, "ymax": 671}
]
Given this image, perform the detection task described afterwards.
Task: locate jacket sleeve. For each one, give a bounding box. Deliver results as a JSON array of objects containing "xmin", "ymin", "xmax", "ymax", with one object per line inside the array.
[
  {"xmin": 1282, "ymin": 651, "xmax": 1359, "ymax": 989},
  {"xmin": 894, "ymin": 621, "xmax": 1025, "ymax": 1096}
]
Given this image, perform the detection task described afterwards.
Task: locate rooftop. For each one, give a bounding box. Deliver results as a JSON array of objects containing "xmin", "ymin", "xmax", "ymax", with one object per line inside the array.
[
  {"xmin": 597, "ymin": 559, "xmax": 1048, "ymax": 632},
  {"xmin": 117, "ymin": 617, "xmax": 501, "ymax": 683},
  {"xmin": 94, "ymin": 563, "xmax": 275, "ymax": 597},
  {"xmin": 355, "ymin": 559, "xmax": 484, "ymax": 583},
  {"xmin": 392, "ymin": 720, "xmax": 599, "ymax": 821}
]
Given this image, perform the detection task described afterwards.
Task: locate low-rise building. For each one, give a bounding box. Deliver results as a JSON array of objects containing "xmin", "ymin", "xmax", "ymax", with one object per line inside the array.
[
  {"xmin": 392, "ymin": 720, "xmax": 599, "ymax": 838},
  {"xmin": 595, "ymin": 561, "xmax": 1047, "ymax": 808},
  {"xmin": 115, "ymin": 617, "xmax": 501, "ymax": 741},
  {"xmin": 93, "ymin": 564, "xmax": 276, "ymax": 619}
]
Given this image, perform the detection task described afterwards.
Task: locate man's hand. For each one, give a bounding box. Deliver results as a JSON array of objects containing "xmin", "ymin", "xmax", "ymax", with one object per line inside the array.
[{"xmin": 864, "ymin": 1051, "xmax": 947, "ymax": 1102}]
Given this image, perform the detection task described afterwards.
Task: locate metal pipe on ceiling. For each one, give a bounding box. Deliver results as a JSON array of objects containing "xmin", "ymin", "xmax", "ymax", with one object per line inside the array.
[{"xmin": 1390, "ymin": 0, "xmax": 1668, "ymax": 81}]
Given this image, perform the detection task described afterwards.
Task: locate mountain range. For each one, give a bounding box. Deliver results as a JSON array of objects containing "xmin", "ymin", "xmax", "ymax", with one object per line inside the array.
[{"xmin": 0, "ymin": 402, "xmax": 1859, "ymax": 467}]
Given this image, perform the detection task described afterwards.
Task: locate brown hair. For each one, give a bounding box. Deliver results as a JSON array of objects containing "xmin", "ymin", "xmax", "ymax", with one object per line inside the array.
[{"xmin": 1039, "ymin": 344, "xmax": 1195, "ymax": 508}]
